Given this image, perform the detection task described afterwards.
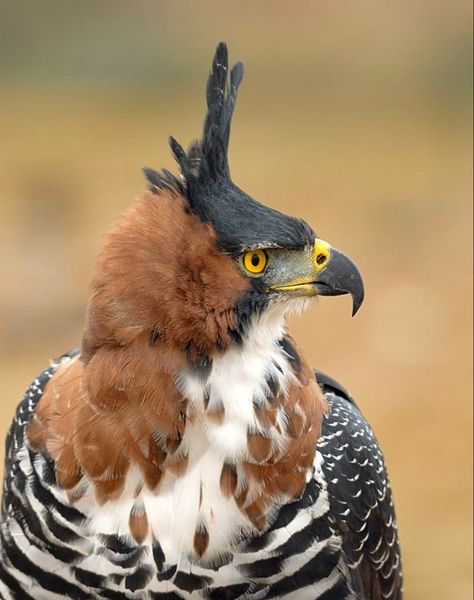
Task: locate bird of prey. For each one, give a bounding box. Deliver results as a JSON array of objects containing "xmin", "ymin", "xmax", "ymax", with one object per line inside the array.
[{"xmin": 0, "ymin": 43, "xmax": 402, "ymax": 600}]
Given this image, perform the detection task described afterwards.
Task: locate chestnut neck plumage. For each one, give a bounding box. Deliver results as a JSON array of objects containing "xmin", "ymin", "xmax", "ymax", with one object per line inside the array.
[{"xmin": 29, "ymin": 189, "xmax": 326, "ymax": 561}]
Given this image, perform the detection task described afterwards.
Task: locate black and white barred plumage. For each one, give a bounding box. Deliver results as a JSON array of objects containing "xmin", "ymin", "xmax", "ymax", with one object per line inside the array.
[{"xmin": 0, "ymin": 354, "xmax": 402, "ymax": 599}]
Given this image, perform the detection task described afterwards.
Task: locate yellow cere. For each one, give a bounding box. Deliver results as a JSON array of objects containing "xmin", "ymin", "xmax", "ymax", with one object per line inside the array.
[
  {"xmin": 312, "ymin": 239, "xmax": 331, "ymax": 272},
  {"xmin": 243, "ymin": 249, "xmax": 268, "ymax": 274},
  {"xmin": 269, "ymin": 240, "xmax": 333, "ymax": 294}
]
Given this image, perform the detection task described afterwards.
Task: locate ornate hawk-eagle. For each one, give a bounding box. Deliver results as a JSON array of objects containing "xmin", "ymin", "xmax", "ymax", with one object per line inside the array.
[{"xmin": 0, "ymin": 43, "xmax": 402, "ymax": 600}]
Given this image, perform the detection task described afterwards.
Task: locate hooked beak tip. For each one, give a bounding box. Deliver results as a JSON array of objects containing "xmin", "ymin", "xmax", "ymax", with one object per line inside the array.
[
  {"xmin": 351, "ymin": 291, "xmax": 364, "ymax": 317},
  {"xmin": 314, "ymin": 246, "xmax": 365, "ymax": 316}
]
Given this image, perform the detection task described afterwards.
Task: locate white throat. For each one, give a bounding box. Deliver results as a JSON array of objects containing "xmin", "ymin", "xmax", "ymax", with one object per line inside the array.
[{"xmin": 160, "ymin": 305, "xmax": 294, "ymax": 560}]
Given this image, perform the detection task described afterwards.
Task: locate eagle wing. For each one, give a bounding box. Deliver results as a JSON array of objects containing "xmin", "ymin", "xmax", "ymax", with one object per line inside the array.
[
  {"xmin": 1, "ymin": 351, "xmax": 79, "ymax": 518},
  {"xmin": 317, "ymin": 371, "xmax": 403, "ymax": 600}
]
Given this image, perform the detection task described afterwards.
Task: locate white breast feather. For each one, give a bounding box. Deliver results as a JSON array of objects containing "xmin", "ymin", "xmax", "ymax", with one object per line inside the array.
[{"xmin": 77, "ymin": 305, "xmax": 300, "ymax": 564}]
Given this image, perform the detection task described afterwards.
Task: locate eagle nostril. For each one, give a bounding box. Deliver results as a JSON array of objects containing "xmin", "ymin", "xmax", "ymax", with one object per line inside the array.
[{"xmin": 316, "ymin": 254, "xmax": 328, "ymax": 265}]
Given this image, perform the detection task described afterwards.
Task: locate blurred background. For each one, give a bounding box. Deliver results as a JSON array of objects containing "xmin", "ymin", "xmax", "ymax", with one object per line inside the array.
[{"xmin": 0, "ymin": 1, "xmax": 472, "ymax": 597}]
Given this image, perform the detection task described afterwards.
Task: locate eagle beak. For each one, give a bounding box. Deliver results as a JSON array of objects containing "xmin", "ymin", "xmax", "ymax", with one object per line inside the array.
[
  {"xmin": 269, "ymin": 239, "xmax": 365, "ymax": 315},
  {"xmin": 312, "ymin": 240, "xmax": 365, "ymax": 316}
]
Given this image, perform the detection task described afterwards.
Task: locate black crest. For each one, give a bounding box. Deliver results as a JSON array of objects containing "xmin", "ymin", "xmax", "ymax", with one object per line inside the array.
[{"xmin": 144, "ymin": 42, "xmax": 314, "ymax": 255}]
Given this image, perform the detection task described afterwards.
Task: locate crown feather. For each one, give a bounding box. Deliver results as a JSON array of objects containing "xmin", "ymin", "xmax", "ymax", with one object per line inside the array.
[
  {"xmin": 144, "ymin": 42, "xmax": 315, "ymax": 255},
  {"xmin": 142, "ymin": 166, "xmax": 183, "ymax": 195},
  {"xmin": 169, "ymin": 136, "xmax": 193, "ymax": 180}
]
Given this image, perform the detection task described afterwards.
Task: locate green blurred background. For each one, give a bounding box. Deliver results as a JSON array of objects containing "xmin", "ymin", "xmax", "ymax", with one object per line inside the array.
[{"xmin": 0, "ymin": 1, "xmax": 472, "ymax": 597}]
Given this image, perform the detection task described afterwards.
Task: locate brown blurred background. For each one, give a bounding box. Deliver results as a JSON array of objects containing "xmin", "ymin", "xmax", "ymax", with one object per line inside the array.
[{"xmin": 0, "ymin": 1, "xmax": 472, "ymax": 597}]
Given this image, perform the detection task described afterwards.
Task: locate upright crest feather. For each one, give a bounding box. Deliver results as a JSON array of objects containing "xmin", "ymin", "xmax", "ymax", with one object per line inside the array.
[
  {"xmin": 144, "ymin": 42, "xmax": 244, "ymax": 196},
  {"xmin": 168, "ymin": 42, "xmax": 244, "ymax": 185},
  {"xmin": 200, "ymin": 42, "xmax": 244, "ymax": 181},
  {"xmin": 144, "ymin": 42, "xmax": 315, "ymax": 255}
]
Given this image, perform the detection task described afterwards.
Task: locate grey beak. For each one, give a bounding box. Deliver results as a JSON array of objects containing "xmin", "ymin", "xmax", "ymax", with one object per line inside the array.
[{"xmin": 314, "ymin": 248, "xmax": 365, "ymax": 316}]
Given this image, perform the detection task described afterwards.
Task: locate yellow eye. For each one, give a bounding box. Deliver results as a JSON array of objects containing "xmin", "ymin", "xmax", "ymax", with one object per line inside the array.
[{"xmin": 243, "ymin": 249, "xmax": 268, "ymax": 274}]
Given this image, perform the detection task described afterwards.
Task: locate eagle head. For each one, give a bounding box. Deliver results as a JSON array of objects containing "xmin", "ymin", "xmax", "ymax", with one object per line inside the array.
[{"xmin": 82, "ymin": 42, "xmax": 364, "ymax": 363}]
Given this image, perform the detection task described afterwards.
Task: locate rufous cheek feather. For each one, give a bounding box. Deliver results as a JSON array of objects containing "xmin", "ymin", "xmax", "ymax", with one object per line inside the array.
[{"xmin": 81, "ymin": 191, "xmax": 250, "ymax": 361}]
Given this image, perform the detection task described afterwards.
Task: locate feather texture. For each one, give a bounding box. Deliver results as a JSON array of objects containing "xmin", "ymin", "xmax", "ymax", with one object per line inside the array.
[{"xmin": 0, "ymin": 41, "xmax": 402, "ymax": 600}]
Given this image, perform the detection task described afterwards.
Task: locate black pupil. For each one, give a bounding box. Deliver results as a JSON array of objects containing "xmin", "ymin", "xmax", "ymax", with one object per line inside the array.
[{"xmin": 251, "ymin": 254, "xmax": 260, "ymax": 267}]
